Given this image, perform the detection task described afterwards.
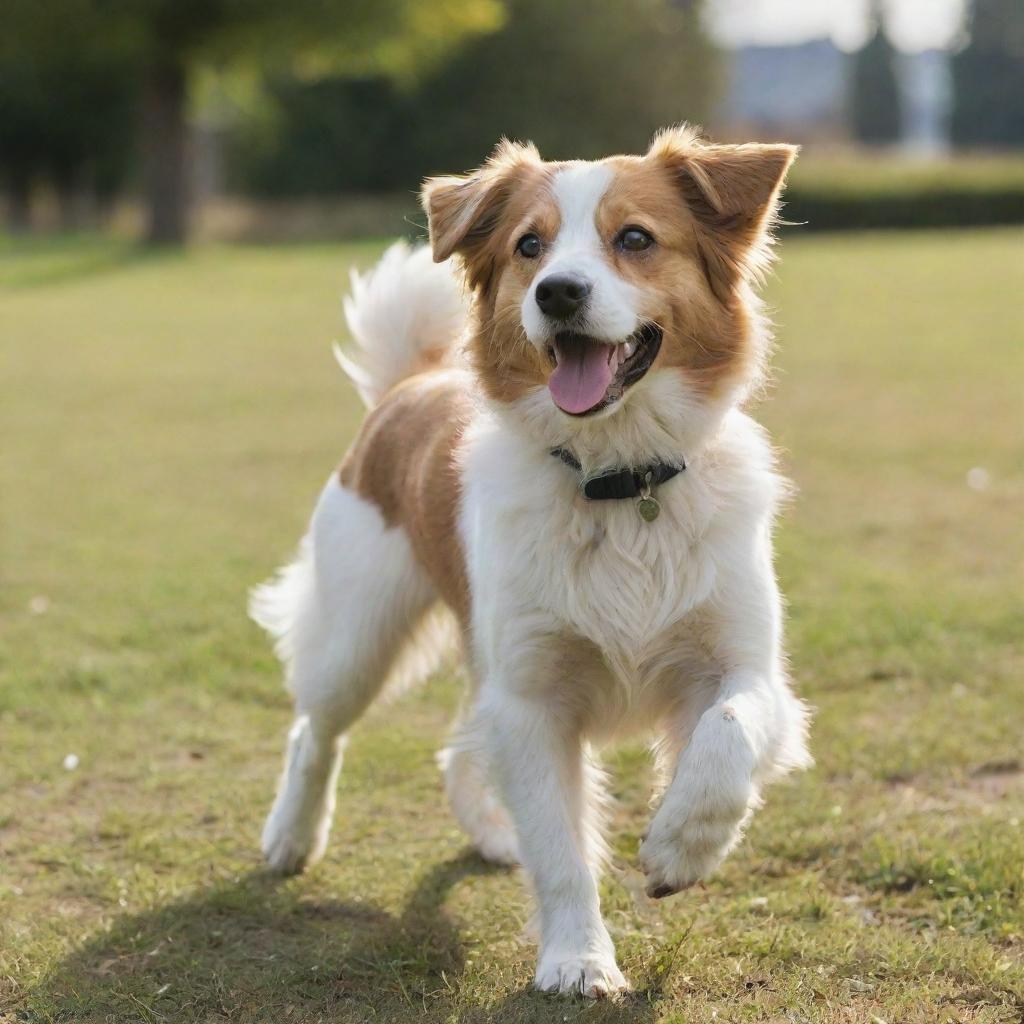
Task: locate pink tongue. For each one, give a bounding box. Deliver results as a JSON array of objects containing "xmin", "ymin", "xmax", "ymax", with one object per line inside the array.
[{"xmin": 548, "ymin": 338, "xmax": 616, "ymax": 414}]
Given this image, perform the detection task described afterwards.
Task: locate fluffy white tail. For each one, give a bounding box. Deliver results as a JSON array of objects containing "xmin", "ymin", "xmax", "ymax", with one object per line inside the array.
[{"xmin": 335, "ymin": 242, "xmax": 468, "ymax": 408}]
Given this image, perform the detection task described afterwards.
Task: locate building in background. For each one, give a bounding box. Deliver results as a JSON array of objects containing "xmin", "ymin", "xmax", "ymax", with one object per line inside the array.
[
  {"xmin": 898, "ymin": 50, "xmax": 954, "ymax": 155},
  {"xmin": 717, "ymin": 39, "xmax": 849, "ymax": 144},
  {"xmin": 715, "ymin": 38, "xmax": 953, "ymax": 155}
]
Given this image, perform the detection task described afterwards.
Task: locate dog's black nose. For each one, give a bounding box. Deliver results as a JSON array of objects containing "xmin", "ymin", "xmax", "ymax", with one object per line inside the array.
[{"xmin": 535, "ymin": 273, "xmax": 592, "ymax": 320}]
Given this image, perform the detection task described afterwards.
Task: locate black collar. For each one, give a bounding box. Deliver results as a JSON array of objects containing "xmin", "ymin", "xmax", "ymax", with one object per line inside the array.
[{"xmin": 551, "ymin": 448, "xmax": 685, "ymax": 501}]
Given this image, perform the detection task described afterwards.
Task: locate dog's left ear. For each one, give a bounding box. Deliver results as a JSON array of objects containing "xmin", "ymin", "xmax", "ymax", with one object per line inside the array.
[
  {"xmin": 422, "ymin": 139, "xmax": 540, "ymax": 291},
  {"xmin": 649, "ymin": 126, "xmax": 797, "ymax": 301}
]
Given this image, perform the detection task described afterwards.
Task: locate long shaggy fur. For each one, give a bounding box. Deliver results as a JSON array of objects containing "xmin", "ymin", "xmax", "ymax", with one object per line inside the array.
[{"xmin": 335, "ymin": 241, "xmax": 468, "ymax": 407}]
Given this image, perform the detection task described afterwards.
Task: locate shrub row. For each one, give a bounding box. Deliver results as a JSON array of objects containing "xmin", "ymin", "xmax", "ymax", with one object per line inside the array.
[
  {"xmin": 215, "ymin": 157, "xmax": 1024, "ymax": 241},
  {"xmin": 783, "ymin": 158, "xmax": 1024, "ymax": 231},
  {"xmin": 785, "ymin": 187, "xmax": 1024, "ymax": 231}
]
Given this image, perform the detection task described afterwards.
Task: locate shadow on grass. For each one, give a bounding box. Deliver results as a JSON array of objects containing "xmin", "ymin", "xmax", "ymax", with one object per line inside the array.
[
  {"xmin": 0, "ymin": 236, "xmax": 182, "ymax": 290},
  {"xmin": 30, "ymin": 851, "xmax": 659, "ymax": 1023}
]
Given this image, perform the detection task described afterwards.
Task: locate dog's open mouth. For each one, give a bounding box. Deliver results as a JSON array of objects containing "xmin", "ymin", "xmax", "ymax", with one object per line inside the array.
[{"xmin": 545, "ymin": 323, "xmax": 662, "ymax": 416}]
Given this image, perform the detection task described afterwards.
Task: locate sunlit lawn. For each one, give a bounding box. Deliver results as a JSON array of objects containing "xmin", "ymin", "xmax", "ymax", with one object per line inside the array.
[{"xmin": 2, "ymin": 228, "xmax": 1022, "ymax": 1023}]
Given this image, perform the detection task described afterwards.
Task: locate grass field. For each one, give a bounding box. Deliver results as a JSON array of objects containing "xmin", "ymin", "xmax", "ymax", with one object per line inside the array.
[{"xmin": 2, "ymin": 228, "xmax": 1023, "ymax": 1023}]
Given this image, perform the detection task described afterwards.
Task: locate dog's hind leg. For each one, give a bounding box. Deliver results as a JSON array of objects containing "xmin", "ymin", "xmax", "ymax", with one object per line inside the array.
[
  {"xmin": 438, "ymin": 727, "xmax": 519, "ymax": 866},
  {"xmin": 251, "ymin": 477, "xmax": 436, "ymax": 875}
]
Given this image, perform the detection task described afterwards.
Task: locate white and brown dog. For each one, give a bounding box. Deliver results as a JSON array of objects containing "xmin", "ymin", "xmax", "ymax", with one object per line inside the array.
[{"xmin": 251, "ymin": 125, "xmax": 811, "ymax": 998}]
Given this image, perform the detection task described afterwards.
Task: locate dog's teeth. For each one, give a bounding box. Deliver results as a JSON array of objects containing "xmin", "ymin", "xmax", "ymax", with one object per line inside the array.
[{"xmin": 623, "ymin": 341, "xmax": 636, "ymax": 359}]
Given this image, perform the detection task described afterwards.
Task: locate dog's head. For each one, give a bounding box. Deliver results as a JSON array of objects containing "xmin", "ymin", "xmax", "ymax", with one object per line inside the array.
[{"xmin": 422, "ymin": 126, "xmax": 795, "ymax": 421}]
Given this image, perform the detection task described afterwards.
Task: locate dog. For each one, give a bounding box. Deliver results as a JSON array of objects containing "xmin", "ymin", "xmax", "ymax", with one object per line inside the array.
[{"xmin": 251, "ymin": 125, "xmax": 811, "ymax": 998}]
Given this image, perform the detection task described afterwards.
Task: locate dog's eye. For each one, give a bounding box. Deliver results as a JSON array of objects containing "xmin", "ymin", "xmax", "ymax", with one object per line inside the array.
[
  {"xmin": 516, "ymin": 233, "xmax": 542, "ymax": 259},
  {"xmin": 618, "ymin": 227, "xmax": 655, "ymax": 253}
]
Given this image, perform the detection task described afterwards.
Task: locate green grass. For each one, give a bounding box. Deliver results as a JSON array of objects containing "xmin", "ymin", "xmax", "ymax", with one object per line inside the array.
[{"xmin": 2, "ymin": 228, "xmax": 1023, "ymax": 1023}]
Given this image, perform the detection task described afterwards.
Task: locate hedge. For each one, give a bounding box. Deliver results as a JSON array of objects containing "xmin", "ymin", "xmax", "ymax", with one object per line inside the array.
[
  {"xmin": 212, "ymin": 155, "xmax": 1024, "ymax": 242},
  {"xmin": 783, "ymin": 156, "xmax": 1024, "ymax": 231}
]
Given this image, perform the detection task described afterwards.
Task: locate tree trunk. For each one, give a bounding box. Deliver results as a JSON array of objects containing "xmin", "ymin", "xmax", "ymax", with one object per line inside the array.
[
  {"xmin": 141, "ymin": 60, "xmax": 189, "ymax": 245},
  {"xmin": 6, "ymin": 171, "xmax": 32, "ymax": 233},
  {"xmin": 54, "ymin": 163, "xmax": 81, "ymax": 233}
]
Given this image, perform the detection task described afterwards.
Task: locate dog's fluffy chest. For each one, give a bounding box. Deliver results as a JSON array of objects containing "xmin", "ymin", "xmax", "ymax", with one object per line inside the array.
[
  {"xmin": 533, "ymin": 481, "xmax": 717, "ymax": 667},
  {"xmin": 459, "ymin": 412, "xmax": 768, "ymax": 676}
]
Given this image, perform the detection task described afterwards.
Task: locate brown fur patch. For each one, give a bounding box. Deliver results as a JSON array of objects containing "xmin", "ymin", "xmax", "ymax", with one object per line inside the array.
[
  {"xmin": 339, "ymin": 369, "xmax": 474, "ymax": 623},
  {"xmin": 466, "ymin": 168, "xmax": 561, "ymax": 405},
  {"xmin": 423, "ymin": 157, "xmax": 565, "ymax": 405},
  {"xmin": 648, "ymin": 126, "xmax": 797, "ymax": 303},
  {"xmin": 423, "ymin": 146, "xmax": 563, "ymax": 406},
  {"xmin": 422, "ymin": 139, "xmax": 547, "ymax": 293},
  {"xmin": 596, "ymin": 156, "xmax": 753, "ymax": 395}
]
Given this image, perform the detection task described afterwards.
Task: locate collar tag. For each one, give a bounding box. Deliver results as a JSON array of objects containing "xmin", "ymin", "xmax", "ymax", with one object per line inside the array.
[{"xmin": 636, "ymin": 470, "xmax": 661, "ymax": 522}]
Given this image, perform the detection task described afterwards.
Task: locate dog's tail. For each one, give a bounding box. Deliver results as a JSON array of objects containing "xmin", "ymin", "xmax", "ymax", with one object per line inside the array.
[{"xmin": 334, "ymin": 241, "xmax": 469, "ymax": 408}]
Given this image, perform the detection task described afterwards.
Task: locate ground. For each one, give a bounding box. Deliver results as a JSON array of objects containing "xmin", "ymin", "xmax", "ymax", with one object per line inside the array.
[{"xmin": 1, "ymin": 229, "xmax": 1022, "ymax": 1023}]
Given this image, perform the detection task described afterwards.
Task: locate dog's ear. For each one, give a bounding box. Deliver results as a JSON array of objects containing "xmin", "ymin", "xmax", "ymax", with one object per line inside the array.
[
  {"xmin": 649, "ymin": 125, "xmax": 797, "ymax": 302},
  {"xmin": 421, "ymin": 139, "xmax": 540, "ymax": 289}
]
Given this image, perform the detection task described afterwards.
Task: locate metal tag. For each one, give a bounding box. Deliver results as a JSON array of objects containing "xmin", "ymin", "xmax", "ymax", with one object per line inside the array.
[
  {"xmin": 637, "ymin": 470, "xmax": 660, "ymax": 522},
  {"xmin": 637, "ymin": 495, "xmax": 660, "ymax": 522}
]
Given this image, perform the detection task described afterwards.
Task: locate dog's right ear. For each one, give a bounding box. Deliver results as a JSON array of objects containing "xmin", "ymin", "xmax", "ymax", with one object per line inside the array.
[{"xmin": 421, "ymin": 139, "xmax": 539, "ymax": 287}]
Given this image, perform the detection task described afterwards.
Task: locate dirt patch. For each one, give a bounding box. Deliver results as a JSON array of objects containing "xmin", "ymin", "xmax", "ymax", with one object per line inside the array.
[
  {"xmin": 966, "ymin": 760, "xmax": 1023, "ymax": 801},
  {"xmin": 883, "ymin": 760, "xmax": 1024, "ymax": 813}
]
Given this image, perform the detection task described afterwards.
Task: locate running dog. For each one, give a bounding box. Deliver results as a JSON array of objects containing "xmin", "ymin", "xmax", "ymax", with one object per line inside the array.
[{"xmin": 251, "ymin": 125, "xmax": 811, "ymax": 998}]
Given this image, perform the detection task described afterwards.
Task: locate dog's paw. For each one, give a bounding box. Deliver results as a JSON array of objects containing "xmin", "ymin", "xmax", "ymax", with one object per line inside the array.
[
  {"xmin": 261, "ymin": 808, "xmax": 328, "ymax": 876},
  {"xmin": 474, "ymin": 816, "xmax": 520, "ymax": 866},
  {"xmin": 639, "ymin": 814, "xmax": 741, "ymax": 898},
  {"xmin": 534, "ymin": 951, "xmax": 629, "ymax": 999}
]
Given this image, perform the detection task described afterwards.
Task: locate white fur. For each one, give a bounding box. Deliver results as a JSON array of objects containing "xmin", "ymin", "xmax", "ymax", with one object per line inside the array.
[
  {"xmin": 520, "ymin": 163, "xmax": 641, "ymax": 348},
  {"xmin": 456, "ymin": 390, "xmax": 809, "ymax": 992},
  {"xmin": 437, "ymin": 742, "xmax": 520, "ymax": 866},
  {"xmin": 254, "ymin": 210, "xmax": 810, "ymax": 997},
  {"xmin": 254, "ymin": 477, "xmax": 441, "ymax": 872},
  {"xmin": 336, "ymin": 241, "xmax": 468, "ymax": 407}
]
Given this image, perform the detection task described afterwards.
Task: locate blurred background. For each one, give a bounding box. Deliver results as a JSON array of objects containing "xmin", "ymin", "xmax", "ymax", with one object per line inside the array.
[{"xmin": 2, "ymin": 0, "xmax": 1023, "ymax": 244}]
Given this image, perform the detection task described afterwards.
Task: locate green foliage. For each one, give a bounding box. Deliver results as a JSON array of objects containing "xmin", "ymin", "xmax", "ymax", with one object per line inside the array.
[
  {"xmin": 952, "ymin": 0, "xmax": 1024, "ymax": 148},
  {"xmin": 1, "ymin": 0, "xmax": 504, "ymax": 240},
  {"xmin": 232, "ymin": 0, "xmax": 717, "ymax": 197},
  {"xmin": 224, "ymin": 155, "xmax": 1024, "ymax": 237},
  {"xmin": 0, "ymin": 54, "xmax": 136, "ymax": 200},
  {"xmin": 229, "ymin": 76, "xmax": 418, "ymax": 195},
  {"xmin": 0, "ymin": 0, "xmax": 503, "ymax": 75},
  {"xmin": 0, "ymin": 10, "xmax": 137, "ymax": 225},
  {"xmin": 850, "ymin": 12, "xmax": 902, "ymax": 146},
  {"xmin": 407, "ymin": 0, "xmax": 715, "ymax": 169}
]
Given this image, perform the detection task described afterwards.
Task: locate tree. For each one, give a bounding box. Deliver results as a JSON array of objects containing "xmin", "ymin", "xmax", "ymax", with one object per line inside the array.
[
  {"xmin": 232, "ymin": 0, "xmax": 718, "ymax": 197},
  {"xmin": 850, "ymin": 3, "xmax": 903, "ymax": 146},
  {"xmin": 952, "ymin": 0, "xmax": 1024, "ymax": 148},
  {"xmin": 0, "ymin": 35, "xmax": 135, "ymax": 232},
  {"xmin": 412, "ymin": 0, "xmax": 717, "ymax": 172},
  {"xmin": 3, "ymin": 0, "xmax": 502, "ymax": 243}
]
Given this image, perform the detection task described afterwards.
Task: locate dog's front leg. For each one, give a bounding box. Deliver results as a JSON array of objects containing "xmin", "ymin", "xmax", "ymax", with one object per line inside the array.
[
  {"xmin": 640, "ymin": 532, "xmax": 810, "ymax": 897},
  {"xmin": 483, "ymin": 688, "xmax": 627, "ymax": 998},
  {"xmin": 640, "ymin": 669, "xmax": 782, "ymax": 895}
]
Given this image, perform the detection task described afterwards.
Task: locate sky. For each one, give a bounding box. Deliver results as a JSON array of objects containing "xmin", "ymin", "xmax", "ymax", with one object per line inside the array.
[{"xmin": 705, "ymin": 0, "xmax": 969, "ymax": 53}]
